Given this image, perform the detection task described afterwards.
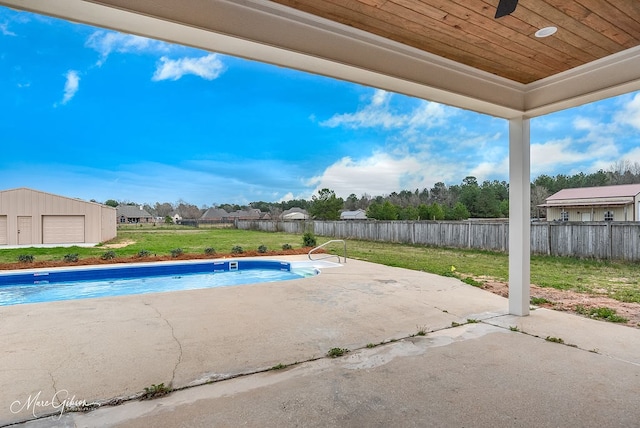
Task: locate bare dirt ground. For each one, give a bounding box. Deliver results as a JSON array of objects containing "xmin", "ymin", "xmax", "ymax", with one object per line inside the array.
[
  {"xmin": 481, "ymin": 278, "xmax": 640, "ymax": 328},
  {"xmin": 102, "ymin": 240, "xmax": 136, "ymax": 249}
]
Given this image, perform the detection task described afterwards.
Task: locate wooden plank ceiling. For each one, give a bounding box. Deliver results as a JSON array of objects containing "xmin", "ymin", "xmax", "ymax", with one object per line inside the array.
[{"xmin": 270, "ymin": 0, "xmax": 640, "ymax": 84}]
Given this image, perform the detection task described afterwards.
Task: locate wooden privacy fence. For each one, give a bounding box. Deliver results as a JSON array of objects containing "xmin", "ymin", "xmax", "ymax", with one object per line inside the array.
[{"xmin": 236, "ymin": 220, "xmax": 640, "ymax": 261}]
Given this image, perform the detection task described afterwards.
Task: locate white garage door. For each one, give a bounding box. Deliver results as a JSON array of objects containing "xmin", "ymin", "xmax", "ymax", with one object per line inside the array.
[
  {"xmin": 42, "ymin": 215, "xmax": 85, "ymax": 244},
  {"xmin": 0, "ymin": 216, "xmax": 7, "ymax": 245}
]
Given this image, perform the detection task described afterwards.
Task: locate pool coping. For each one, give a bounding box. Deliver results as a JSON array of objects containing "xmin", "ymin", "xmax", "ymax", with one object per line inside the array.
[{"xmin": 0, "ymin": 256, "xmax": 343, "ymax": 276}]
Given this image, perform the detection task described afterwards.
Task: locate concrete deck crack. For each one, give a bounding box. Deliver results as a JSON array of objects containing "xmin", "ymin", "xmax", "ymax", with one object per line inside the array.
[
  {"xmin": 145, "ymin": 303, "xmax": 183, "ymax": 388},
  {"xmin": 481, "ymin": 317, "xmax": 640, "ymax": 366},
  {"xmin": 49, "ymin": 371, "xmax": 59, "ymax": 405}
]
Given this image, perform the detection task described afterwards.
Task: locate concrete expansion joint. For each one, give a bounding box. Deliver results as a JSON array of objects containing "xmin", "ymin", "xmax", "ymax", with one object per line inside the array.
[
  {"xmin": 482, "ymin": 316, "xmax": 625, "ymax": 361},
  {"xmin": 145, "ymin": 302, "xmax": 183, "ymax": 388}
]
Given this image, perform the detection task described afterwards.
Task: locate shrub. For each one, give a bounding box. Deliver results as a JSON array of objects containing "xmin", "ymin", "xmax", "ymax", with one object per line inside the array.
[
  {"xmin": 271, "ymin": 363, "xmax": 287, "ymax": 370},
  {"xmin": 461, "ymin": 277, "xmax": 483, "ymax": 287},
  {"xmin": 17, "ymin": 254, "xmax": 34, "ymax": 263},
  {"xmin": 327, "ymin": 347, "xmax": 349, "ymax": 358},
  {"xmin": 137, "ymin": 249, "xmax": 151, "ymax": 258},
  {"xmin": 282, "ymin": 243, "xmax": 293, "ymax": 250},
  {"xmin": 101, "ymin": 251, "xmax": 117, "ymax": 260},
  {"xmin": 576, "ymin": 305, "xmax": 628, "ymax": 323},
  {"xmin": 141, "ymin": 383, "xmax": 171, "ymax": 400},
  {"xmin": 440, "ymin": 269, "xmax": 457, "ymax": 278},
  {"xmin": 231, "ymin": 245, "xmax": 244, "ymax": 254},
  {"xmin": 63, "ymin": 253, "xmax": 79, "ymax": 263},
  {"xmin": 257, "ymin": 245, "xmax": 268, "ymax": 253},
  {"xmin": 531, "ymin": 297, "xmax": 551, "ymax": 305},
  {"xmin": 302, "ymin": 232, "xmax": 317, "ymax": 247},
  {"xmin": 170, "ymin": 248, "xmax": 184, "ymax": 258},
  {"xmin": 204, "ymin": 247, "xmax": 216, "ymax": 255}
]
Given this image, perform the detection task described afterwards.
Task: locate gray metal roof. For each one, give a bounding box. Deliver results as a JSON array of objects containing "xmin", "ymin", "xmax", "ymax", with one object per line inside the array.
[
  {"xmin": 117, "ymin": 205, "xmax": 153, "ymax": 218},
  {"xmin": 547, "ymin": 184, "xmax": 640, "ymax": 201}
]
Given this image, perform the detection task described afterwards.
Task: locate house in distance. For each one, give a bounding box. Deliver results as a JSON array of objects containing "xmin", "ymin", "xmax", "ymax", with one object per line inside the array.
[
  {"xmin": 340, "ymin": 209, "xmax": 368, "ymax": 220},
  {"xmin": 280, "ymin": 207, "xmax": 309, "ymax": 220},
  {"xmin": 117, "ymin": 205, "xmax": 154, "ymax": 224},
  {"xmin": 541, "ymin": 184, "xmax": 640, "ymax": 222}
]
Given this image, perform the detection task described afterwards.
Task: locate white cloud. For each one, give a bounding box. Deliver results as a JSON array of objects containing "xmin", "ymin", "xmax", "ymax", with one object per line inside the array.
[
  {"xmin": 620, "ymin": 147, "xmax": 640, "ymax": 165},
  {"xmin": 278, "ymin": 192, "xmax": 295, "ymax": 202},
  {"xmin": 529, "ymin": 137, "xmax": 619, "ymax": 177},
  {"xmin": 0, "ymin": 22, "xmax": 16, "ymax": 36},
  {"xmin": 60, "ymin": 70, "xmax": 80, "ymax": 105},
  {"xmin": 469, "ymin": 157, "xmax": 509, "ymax": 182},
  {"xmin": 616, "ymin": 93, "xmax": 640, "ymax": 130},
  {"xmin": 321, "ymin": 89, "xmax": 452, "ymax": 130},
  {"xmin": 371, "ymin": 89, "xmax": 388, "ymax": 106},
  {"xmin": 526, "ymin": 94, "xmax": 640, "ymax": 178},
  {"xmin": 572, "ymin": 117, "xmax": 594, "ymax": 131},
  {"xmin": 306, "ymin": 152, "xmax": 460, "ymax": 199},
  {"xmin": 321, "ymin": 90, "xmax": 405, "ymax": 129},
  {"xmin": 531, "ymin": 138, "xmax": 586, "ymax": 169},
  {"xmin": 85, "ymin": 30, "xmax": 171, "ymax": 66},
  {"xmin": 311, "ymin": 89, "xmax": 506, "ymax": 195},
  {"xmin": 277, "ymin": 191, "xmax": 310, "ymax": 202},
  {"xmin": 152, "ymin": 54, "xmax": 225, "ymax": 81},
  {"xmin": 407, "ymin": 101, "xmax": 449, "ymax": 128}
]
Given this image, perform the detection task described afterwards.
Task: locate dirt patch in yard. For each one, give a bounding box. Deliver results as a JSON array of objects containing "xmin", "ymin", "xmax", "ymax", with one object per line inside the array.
[
  {"xmin": 481, "ymin": 278, "xmax": 640, "ymax": 328},
  {"xmin": 102, "ymin": 240, "xmax": 136, "ymax": 249}
]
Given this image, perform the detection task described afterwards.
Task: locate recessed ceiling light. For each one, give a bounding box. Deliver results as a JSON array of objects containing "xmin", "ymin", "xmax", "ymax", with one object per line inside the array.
[{"xmin": 535, "ymin": 26, "xmax": 557, "ymax": 38}]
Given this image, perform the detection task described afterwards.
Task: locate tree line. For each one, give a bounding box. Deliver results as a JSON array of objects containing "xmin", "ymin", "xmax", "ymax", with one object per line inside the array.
[{"xmin": 102, "ymin": 161, "xmax": 640, "ymax": 221}]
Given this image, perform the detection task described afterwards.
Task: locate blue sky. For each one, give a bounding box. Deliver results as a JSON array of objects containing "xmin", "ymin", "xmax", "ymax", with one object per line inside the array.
[{"xmin": 1, "ymin": 6, "xmax": 639, "ymax": 207}]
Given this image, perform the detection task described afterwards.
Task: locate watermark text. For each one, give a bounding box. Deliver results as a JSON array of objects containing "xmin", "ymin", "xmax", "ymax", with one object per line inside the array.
[{"xmin": 10, "ymin": 390, "xmax": 100, "ymax": 419}]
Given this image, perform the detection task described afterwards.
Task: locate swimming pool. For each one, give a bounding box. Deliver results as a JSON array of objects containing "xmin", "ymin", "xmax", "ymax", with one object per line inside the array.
[{"xmin": 0, "ymin": 259, "xmax": 318, "ymax": 306}]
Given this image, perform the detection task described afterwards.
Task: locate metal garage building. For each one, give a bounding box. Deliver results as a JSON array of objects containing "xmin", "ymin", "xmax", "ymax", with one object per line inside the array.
[
  {"xmin": 0, "ymin": 188, "xmax": 116, "ymax": 246},
  {"xmin": 541, "ymin": 184, "xmax": 640, "ymax": 222}
]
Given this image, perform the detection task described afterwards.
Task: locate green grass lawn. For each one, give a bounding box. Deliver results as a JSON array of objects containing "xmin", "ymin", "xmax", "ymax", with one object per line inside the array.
[
  {"xmin": 1, "ymin": 225, "xmax": 639, "ymax": 303},
  {"xmin": 345, "ymin": 240, "xmax": 640, "ymax": 303},
  {"xmin": 0, "ymin": 225, "xmax": 306, "ymax": 263}
]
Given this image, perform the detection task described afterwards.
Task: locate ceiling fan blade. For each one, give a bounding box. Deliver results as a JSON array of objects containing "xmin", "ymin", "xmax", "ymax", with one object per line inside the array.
[{"xmin": 495, "ymin": 0, "xmax": 518, "ymax": 18}]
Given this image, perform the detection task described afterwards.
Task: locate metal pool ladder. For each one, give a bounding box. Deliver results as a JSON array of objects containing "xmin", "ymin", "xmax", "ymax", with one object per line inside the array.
[{"xmin": 308, "ymin": 239, "xmax": 347, "ymax": 263}]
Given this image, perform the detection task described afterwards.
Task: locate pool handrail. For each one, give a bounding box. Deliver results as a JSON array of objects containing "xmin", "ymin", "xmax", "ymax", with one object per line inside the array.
[{"xmin": 308, "ymin": 239, "xmax": 347, "ymax": 264}]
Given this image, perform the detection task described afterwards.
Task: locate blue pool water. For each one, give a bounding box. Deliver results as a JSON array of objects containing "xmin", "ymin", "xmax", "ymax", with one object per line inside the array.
[{"xmin": 0, "ymin": 260, "xmax": 316, "ymax": 306}]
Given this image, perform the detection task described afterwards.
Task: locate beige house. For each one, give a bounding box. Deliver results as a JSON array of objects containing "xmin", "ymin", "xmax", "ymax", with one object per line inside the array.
[
  {"xmin": 340, "ymin": 209, "xmax": 368, "ymax": 220},
  {"xmin": 116, "ymin": 205, "xmax": 154, "ymax": 224},
  {"xmin": 0, "ymin": 188, "xmax": 117, "ymax": 246},
  {"xmin": 281, "ymin": 207, "xmax": 309, "ymax": 220},
  {"xmin": 541, "ymin": 184, "xmax": 640, "ymax": 222}
]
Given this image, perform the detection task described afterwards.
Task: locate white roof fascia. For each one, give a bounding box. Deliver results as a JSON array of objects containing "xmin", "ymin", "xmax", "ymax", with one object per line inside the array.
[
  {"xmin": 545, "ymin": 197, "xmax": 634, "ymax": 205},
  {"xmin": 524, "ymin": 46, "xmax": 640, "ymax": 118},
  {"xmin": 540, "ymin": 201, "xmax": 631, "ymax": 208}
]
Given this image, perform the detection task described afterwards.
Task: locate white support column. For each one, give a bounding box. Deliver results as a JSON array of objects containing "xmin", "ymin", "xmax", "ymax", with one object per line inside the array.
[{"xmin": 508, "ymin": 117, "xmax": 531, "ymax": 316}]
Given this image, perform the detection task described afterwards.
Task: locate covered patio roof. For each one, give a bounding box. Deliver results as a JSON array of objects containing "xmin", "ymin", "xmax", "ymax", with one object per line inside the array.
[
  {"xmin": 1, "ymin": 0, "xmax": 638, "ymax": 118},
  {"xmin": 2, "ymin": 0, "xmax": 639, "ymax": 315}
]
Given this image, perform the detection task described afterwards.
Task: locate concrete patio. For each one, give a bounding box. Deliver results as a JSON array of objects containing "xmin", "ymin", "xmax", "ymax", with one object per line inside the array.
[{"xmin": 1, "ymin": 256, "xmax": 639, "ymax": 427}]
